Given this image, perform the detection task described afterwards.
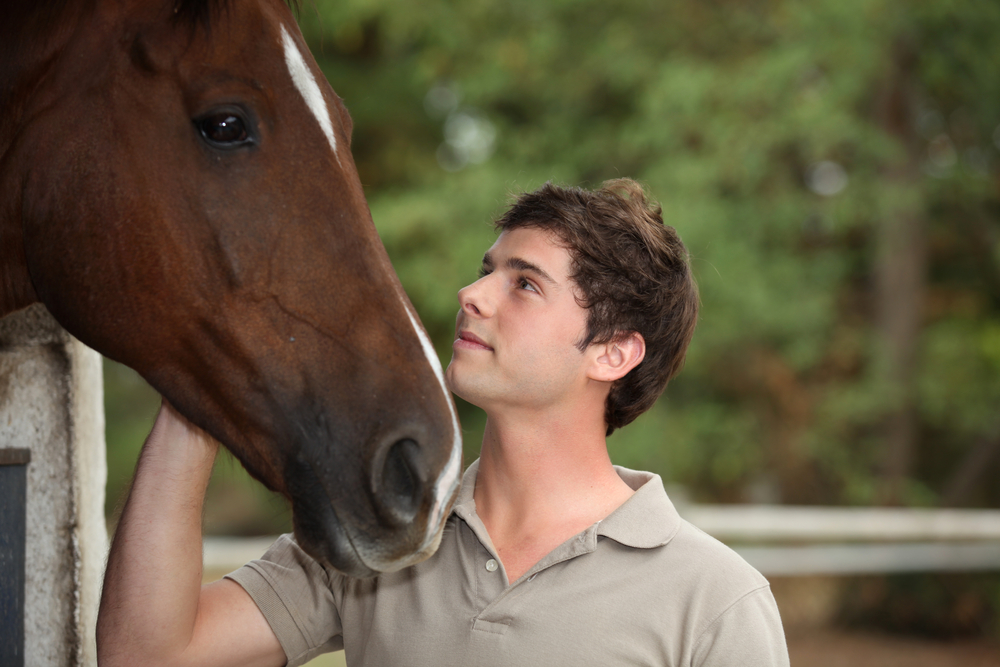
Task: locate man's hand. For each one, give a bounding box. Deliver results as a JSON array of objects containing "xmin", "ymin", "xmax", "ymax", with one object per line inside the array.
[{"xmin": 97, "ymin": 400, "xmax": 285, "ymax": 667}]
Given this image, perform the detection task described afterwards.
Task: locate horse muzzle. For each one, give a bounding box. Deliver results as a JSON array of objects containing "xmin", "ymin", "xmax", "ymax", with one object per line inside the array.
[{"xmin": 285, "ymin": 427, "xmax": 458, "ymax": 577}]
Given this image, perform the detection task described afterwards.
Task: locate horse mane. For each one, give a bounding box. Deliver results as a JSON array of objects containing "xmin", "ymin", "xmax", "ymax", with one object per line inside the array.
[
  {"xmin": 173, "ymin": 0, "xmax": 301, "ymax": 29},
  {"xmin": 0, "ymin": 0, "xmax": 77, "ymax": 42},
  {"xmin": 2, "ymin": 0, "xmax": 301, "ymax": 42}
]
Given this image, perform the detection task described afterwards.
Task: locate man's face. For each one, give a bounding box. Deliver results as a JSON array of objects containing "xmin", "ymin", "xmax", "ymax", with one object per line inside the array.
[{"xmin": 445, "ymin": 226, "xmax": 595, "ymax": 414}]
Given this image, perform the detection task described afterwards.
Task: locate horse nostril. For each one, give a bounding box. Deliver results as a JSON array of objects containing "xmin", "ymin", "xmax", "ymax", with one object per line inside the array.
[{"xmin": 378, "ymin": 438, "xmax": 424, "ymax": 526}]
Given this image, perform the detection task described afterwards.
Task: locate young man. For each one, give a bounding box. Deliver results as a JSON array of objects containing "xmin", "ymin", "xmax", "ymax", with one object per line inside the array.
[{"xmin": 97, "ymin": 179, "xmax": 788, "ymax": 667}]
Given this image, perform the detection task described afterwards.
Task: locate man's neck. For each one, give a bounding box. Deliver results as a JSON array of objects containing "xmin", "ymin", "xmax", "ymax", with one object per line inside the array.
[{"xmin": 472, "ymin": 409, "xmax": 635, "ymax": 582}]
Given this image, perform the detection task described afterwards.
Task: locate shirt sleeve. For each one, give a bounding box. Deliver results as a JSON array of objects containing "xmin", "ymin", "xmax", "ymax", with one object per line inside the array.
[
  {"xmin": 691, "ymin": 585, "xmax": 790, "ymax": 667},
  {"xmin": 224, "ymin": 533, "xmax": 345, "ymax": 667}
]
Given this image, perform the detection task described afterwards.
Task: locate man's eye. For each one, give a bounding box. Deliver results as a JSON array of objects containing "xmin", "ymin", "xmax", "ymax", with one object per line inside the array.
[
  {"xmin": 518, "ymin": 278, "xmax": 537, "ymax": 292},
  {"xmin": 478, "ymin": 267, "xmax": 492, "ymax": 279}
]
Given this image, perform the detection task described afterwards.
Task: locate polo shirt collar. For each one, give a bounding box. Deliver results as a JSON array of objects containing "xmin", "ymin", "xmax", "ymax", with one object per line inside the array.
[
  {"xmin": 450, "ymin": 460, "xmax": 681, "ymax": 551},
  {"xmin": 450, "ymin": 458, "xmax": 480, "ymax": 519},
  {"xmin": 597, "ymin": 466, "xmax": 681, "ymax": 548}
]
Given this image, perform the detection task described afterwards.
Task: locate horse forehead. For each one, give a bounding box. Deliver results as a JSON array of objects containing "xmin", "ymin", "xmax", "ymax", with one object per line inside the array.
[{"xmin": 279, "ymin": 24, "xmax": 340, "ymax": 164}]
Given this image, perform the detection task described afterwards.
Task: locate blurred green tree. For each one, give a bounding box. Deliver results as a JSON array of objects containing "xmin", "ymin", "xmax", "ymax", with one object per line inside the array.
[
  {"xmin": 101, "ymin": 0, "xmax": 1000, "ymax": 522},
  {"xmin": 291, "ymin": 0, "xmax": 1000, "ymax": 507},
  {"xmin": 98, "ymin": 0, "xmax": 1000, "ymax": 645}
]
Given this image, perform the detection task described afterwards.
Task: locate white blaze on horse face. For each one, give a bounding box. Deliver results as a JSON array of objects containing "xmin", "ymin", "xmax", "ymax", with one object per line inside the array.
[
  {"xmin": 280, "ymin": 25, "xmax": 340, "ymax": 163},
  {"xmin": 403, "ymin": 305, "xmax": 462, "ymax": 543}
]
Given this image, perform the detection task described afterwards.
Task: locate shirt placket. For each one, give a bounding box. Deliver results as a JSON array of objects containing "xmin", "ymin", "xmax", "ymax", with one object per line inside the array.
[
  {"xmin": 472, "ymin": 524, "xmax": 601, "ymax": 628},
  {"xmin": 473, "ymin": 531, "xmax": 508, "ymax": 610}
]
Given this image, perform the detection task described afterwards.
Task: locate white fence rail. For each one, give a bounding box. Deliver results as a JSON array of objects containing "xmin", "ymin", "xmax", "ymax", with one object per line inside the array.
[
  {"xmin": 731, "ymin": 542, "xmax": 1000, "ymax": 576},
  {"xmin": 681, "ymin": 505, "xmax": 1000, "ymax": 542},
  {"xmin": 203, "ymin": 505, "xmax": 1000, "ymax": 577}
]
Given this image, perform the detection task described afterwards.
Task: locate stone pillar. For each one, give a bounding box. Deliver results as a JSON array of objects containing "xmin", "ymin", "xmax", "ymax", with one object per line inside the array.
[{"xmin": 0, "ymin": 304, "xmax": 107, "ymax": 667}]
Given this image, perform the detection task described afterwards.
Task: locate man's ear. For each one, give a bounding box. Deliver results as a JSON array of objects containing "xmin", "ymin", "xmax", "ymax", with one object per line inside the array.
[{"xmin": 588, "ymin": 332, "xmax": 645, "ymax": 383}]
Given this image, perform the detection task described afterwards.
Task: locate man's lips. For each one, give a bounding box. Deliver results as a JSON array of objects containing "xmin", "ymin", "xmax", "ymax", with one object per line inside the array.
[{"xmin": 455, "ymin": 330, "xmax": 493, "ymax": 351}]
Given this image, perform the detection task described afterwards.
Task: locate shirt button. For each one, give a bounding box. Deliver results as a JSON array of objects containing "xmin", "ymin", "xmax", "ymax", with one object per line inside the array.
[{"xmin": 485, "ymin": 559, "xmax": 498, "ymax": 572}]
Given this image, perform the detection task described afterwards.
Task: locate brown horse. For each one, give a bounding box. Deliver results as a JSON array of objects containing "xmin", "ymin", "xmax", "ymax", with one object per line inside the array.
[{"xmin": 0, "ymin": 0, "xmax": 461, "ymax": 577}]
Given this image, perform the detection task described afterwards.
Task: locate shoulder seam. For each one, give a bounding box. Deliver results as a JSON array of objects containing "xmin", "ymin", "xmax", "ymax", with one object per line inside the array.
[{"xmin": 692, "ymin": 583, "xmax": 773, "ymax": 648}]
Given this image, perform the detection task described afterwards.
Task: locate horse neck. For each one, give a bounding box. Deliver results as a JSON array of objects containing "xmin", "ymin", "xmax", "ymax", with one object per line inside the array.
[
  {"xmin": 0, "ymin": 0, "xmax": 101, "ymax": 317},
  {"xmin": 0, "ymin": 0, "xmax": 100, "ymax": 151}
]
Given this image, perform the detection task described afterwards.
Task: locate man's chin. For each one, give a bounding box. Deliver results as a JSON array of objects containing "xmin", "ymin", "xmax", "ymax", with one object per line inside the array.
[
  {"xmin": 444, "ymin": 368, "xmax": 488, "ymax": 410},
  {"xmin": 444, "ymin": 359, "xmax": 458, "ymax": 393}
]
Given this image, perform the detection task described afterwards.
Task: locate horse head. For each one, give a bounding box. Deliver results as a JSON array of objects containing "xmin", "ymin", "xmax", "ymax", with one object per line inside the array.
[{"xmin": 0, "ymin": 0, "xmax": 461, "ymax": 576}]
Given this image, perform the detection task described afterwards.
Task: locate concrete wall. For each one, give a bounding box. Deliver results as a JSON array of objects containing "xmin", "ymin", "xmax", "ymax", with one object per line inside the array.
[{"xmin": 0, "ymin": 304, "xmax": 107, "ymax": 667}]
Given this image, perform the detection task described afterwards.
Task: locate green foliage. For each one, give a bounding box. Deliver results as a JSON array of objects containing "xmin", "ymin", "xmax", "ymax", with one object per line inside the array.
[
  {"xmin": 296, "ymin": 0, "xmax": 1000, "ymax": 506},
  {"xmin": 840, "ymin": 572, "xmax": 1000, "ymax": 640},
  {"xmin": 100, "ymin": 0, "xmax": 1000, "ymax": 518},
  {"xmin": 95, "ymin": 3, "xmax": 1000, "ymax": 648},
  {"xmin": 103, "ymin": 360, "xmax": 160, "ymax": 520},
  {"xmin": 103, "ymin": 360, "xmax": 292, "ymax": 535}
]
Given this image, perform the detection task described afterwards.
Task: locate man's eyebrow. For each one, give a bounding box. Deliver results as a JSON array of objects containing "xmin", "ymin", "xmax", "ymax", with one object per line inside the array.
[
  {"xmin": 483, "ymin": 252, "xmax": 558, "ymax": 285},
  {"xmin": 481, "ymin": 252, "xmax": 558, "ymax": 285},
  {"xmin": 508, "ymin": 256, "xmax": 557, "ymax": 285}
]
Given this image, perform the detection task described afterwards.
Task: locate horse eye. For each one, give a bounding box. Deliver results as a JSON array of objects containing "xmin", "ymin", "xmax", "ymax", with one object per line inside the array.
[{"xmin": 196, "ymin": 112, "xmax": 250, "ymax": 146}]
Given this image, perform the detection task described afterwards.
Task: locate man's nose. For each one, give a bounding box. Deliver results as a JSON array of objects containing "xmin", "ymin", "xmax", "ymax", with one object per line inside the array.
[{"xmin": 458, "ymin": 277, "xmax": 493, "ymax": 318}]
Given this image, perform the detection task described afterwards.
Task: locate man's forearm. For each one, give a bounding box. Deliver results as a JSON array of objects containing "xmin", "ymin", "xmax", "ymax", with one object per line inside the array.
[{"xmin": 97, "ymin": 402, "xmax": 219, "ymax": 667}]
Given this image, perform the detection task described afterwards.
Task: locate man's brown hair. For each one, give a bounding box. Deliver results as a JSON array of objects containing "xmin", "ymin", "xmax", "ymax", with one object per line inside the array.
[{"xmin": 496, "ymin": 179, "xmax": 699, "ymax": 435}]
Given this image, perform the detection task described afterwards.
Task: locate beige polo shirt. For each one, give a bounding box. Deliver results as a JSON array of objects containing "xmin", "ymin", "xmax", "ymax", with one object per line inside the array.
[{"xmin": 227, "ymin": 460, "xmax": 789, "ymax": 667}]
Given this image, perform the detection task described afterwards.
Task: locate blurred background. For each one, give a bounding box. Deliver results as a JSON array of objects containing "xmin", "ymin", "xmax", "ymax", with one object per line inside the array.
[{"xmin": 104, "ymin": 0, "xmax": 1000, "ymax": 662}]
